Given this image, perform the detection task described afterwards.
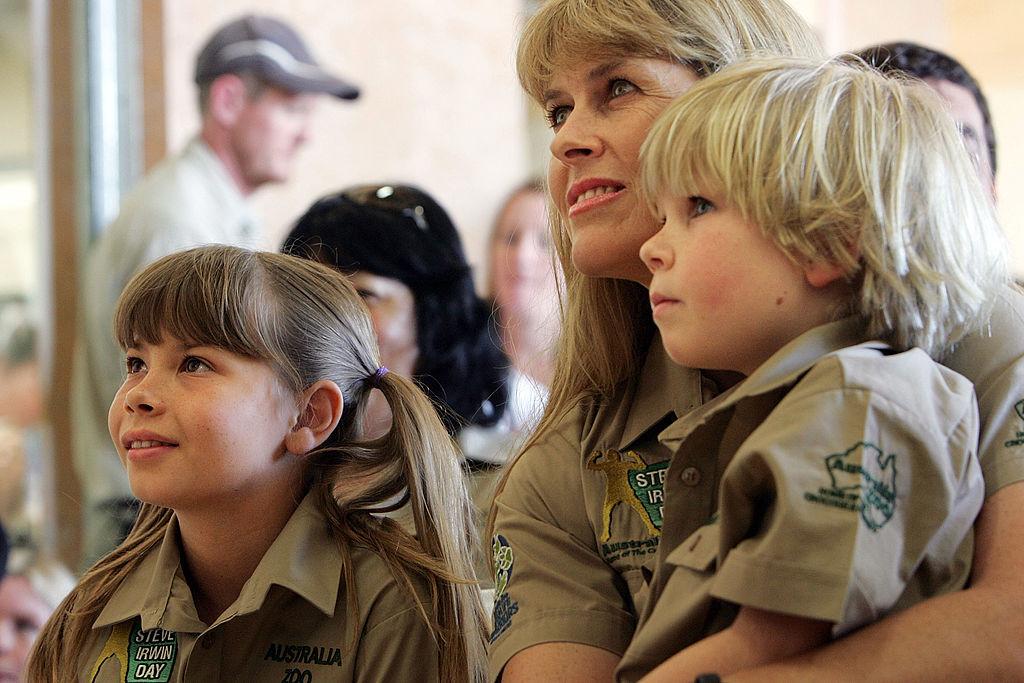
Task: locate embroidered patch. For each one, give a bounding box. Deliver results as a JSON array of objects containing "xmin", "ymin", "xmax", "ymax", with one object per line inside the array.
[
  {"xmin": 1004, "ymin": 400, "xmax": 1024, "ymax": 448},
  {"xmin": 89, "ymin": 621, "xmax": 176, "ymax": 683},
  {"xmin": 803, "ymin": 441, "xmax": 897, "ymax": 532},
  {"xmin": 490, "ymin": 534, "xmax": 519, "ymax": 642},
  {"xmin": 126, "ymin": 623, "xmax": 176, "ymax": 682},
  {"xmin": 586, "ymin": 450, "xmax": 663, "ymax": 542}
]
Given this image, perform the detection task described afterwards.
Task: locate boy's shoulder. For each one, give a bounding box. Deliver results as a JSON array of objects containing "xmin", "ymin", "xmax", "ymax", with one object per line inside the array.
[{"xmin": 798, "ymin": 345, "xmax": 975, "ymax": 434}]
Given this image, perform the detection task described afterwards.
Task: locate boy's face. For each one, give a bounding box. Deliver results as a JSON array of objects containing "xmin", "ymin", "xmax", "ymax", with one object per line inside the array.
[{"xmin": 640, "ymin": 192, "xmax": 840, "ymax": 375}]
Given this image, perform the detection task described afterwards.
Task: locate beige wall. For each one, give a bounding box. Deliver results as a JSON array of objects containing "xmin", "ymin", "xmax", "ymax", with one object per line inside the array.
[
  {"xmin": 161, "ymin": 1, "xmax": 532, "ymax": 288},
  {"xmin": 789, "ymin": 0, "xmax": 1024, "ymax": 276}
]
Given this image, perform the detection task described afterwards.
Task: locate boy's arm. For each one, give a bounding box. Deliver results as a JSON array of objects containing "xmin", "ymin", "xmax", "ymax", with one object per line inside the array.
[
  {"xmin": 640, "ymin": 607, "xmax": 831, "ymax": 683},
  {"xmin": 727, "ymin": 481, "xmax": 1024, "ymax": 682}
]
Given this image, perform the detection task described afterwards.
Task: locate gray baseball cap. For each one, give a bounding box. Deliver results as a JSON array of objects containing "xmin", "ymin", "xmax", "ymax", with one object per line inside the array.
[{"xmin": 194, "ymin": 14, "xmax": 360, "ymax": 100}]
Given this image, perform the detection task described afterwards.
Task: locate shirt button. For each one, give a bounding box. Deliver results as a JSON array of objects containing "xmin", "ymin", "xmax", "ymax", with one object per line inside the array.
[
  {"xmin": 680, "ymin": 467, "xmax": 702, "ymax": 486},
  {"xmin": 201, "ymin": 634, "xmax": 215, "ymax": 649}
]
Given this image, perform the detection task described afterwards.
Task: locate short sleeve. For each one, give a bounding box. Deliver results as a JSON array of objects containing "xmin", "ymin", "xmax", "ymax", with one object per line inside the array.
[
  {"xmin": 709, "ymin": 359, "xmax": 984, "ymax": 634},
  {"xmin": 942, "ymin": 288, "xmax": 1024, "ymax": 497},
  {"xmin": 488, "ymin": 408, "xmax": 636, "ymax": 681}
]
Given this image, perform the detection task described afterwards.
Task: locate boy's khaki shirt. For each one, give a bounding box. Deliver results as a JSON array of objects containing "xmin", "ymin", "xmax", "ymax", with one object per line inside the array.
[
  {"xmin": 81, "ymin": 493, "xmax": 439, "ymax": 682},
  {"xmin": 615, "ymin": 320, "xmax": 983, "ymax": 682},
  {"xmin": 489, "ymin": 287, "xmax": 1024, "ymax": 681}
]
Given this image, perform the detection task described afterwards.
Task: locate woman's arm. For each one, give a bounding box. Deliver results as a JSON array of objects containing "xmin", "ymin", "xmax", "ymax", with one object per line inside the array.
[
  {"xmin": 728, "ymin": 481, "xmax": 1024, "ymax": 682},
  {"xmin": 640, "ymin": 607, "xmax": 830, "ymax": 683},
  {"xmin": 504, "ymin": 643, "xmax": 621, "ymax": 682}
]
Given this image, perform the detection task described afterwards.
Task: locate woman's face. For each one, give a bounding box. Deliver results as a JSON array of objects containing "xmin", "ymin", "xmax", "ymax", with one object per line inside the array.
[
  {"xmin": 350, "ymin": 271, "xmax": 419, "ymax": 378},
  {"xmin": 544, "ymin": 56, "xmax": 700, "ymax": 284},
  {"xmin": 0, "ymin": 576, "xmax": 50, "ymax": 681},
  {"xmin": 490, "ymin": 190, "xmax": 556, "ymax": 318}
]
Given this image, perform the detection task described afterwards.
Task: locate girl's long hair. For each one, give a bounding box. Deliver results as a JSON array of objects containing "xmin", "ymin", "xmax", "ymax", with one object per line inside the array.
[{"xmin": 29, "ymin": 246, "xmax": 486, "ymax": 682}]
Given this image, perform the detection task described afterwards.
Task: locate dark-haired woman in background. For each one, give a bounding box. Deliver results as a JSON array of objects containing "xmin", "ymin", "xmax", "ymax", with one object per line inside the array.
[{"xmin": 283, "ymin": 184, "xmax": 515, "ymax": 576}]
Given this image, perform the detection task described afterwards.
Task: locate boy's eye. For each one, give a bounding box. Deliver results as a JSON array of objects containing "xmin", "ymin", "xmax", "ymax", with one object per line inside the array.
[
  {"xmin": 182, "ymin": 356, "xmax": 211, "ymax": 373},
  {"xmin": 125, "ymin": 356, "xmax": 145, "ymax": 374},
  {"xmin": 609, "ymin": 79, "xmax": 636, "ymax": 98},
  {"xmin": 689, "ymin": 196, "xmax": 714, "ymax": 219}
]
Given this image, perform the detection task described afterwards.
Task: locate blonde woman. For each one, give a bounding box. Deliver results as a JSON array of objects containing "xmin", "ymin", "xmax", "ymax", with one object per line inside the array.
[
  {"xmin": 29, "ymin": 247, "xmax": 486, "ymax": 682},
  {"xmin": 490, "ymin": 0, "xmax": 1024, "ymax": 681}
]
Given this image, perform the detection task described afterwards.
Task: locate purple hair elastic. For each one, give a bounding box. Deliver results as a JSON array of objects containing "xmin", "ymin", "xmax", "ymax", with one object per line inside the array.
[{"xmin": 371, "ymin": 366, "xmax": 389, "ymax": 388}]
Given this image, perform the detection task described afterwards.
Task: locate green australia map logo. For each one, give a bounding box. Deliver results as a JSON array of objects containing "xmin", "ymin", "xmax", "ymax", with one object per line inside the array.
[
  {"xmin": 1005, "ymin": 400, "xmax": 1024, "ymax": 448},
  {"xmin": 804, "ymin": 441, "xmax": 897, "ymax": 532}
]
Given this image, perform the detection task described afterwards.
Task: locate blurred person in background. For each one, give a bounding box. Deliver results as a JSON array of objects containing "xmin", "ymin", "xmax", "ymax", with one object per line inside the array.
[
  {"xmin": 283, "ymin": 184, "xmax": 515, "ymax": 578},
  {"xmin": 0, "ymin": 297, "xmax": 49, "ymax": 555},
  {"xmin": 857, "ymin": 41, "xmax": 996, "ymax": 198},
  {"xmin": 72, "ymin": 14, "xmax": 360, "ymax": 566},
  {"xmin": 0, "ymin": 550, "xmax": 74, "ymax": 682},
  {"xmin": 487, "ymin": 180, "xmax": 560, "ymax": 431}
]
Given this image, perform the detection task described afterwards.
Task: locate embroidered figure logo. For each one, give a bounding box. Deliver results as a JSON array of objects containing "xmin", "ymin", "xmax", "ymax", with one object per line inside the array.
[
  {"xmin": 1005, "ymin": 400, "xmax": 1024, "ymax": 448},
  {"xmin": 490, "ymin": 534, "xmax": 519, "ymax": 642},
  {"xmin": 89, "ymin": 621, "xmax": 176, "ymax": 683},
  {"xmin": 89, "ymin": 622, "xmax": 131, "ymax": 682},
  {"xmin": 586, "ymin": 449, "xmax": 662, "ymax": 542},
  {"xmin": 804, "ymin": 441, "xmax": 898, "ymax": 531}
]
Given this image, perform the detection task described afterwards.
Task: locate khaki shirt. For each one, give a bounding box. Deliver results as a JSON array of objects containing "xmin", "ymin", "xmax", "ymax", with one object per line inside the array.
[
  {"xmin": 489, "ymin": 287, "xmax": 1024, "ymax": 681},
  {"xmin": 489, "ymin": 334, "xmax": 709, "ymax": 677},
  {"xmin": 616, "ymin": 319, "xmax": 983, "ymax": 682},
  {"xmin": 81, "ymin": 493, "xmax": 439, "ymax": 682}
]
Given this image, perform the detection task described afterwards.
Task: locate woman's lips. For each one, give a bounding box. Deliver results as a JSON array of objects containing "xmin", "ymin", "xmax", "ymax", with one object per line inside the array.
[{"xmin": 568, "ymin": 187, "xmax": 626, "ymax": 217}]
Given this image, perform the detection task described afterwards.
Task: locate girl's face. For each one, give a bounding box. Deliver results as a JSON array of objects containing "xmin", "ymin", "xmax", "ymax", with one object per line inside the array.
[
  {"xmin": 350, "ymin": 271, "xmax": 419, "ymax": 378},
  {"xmin": 544, "ymin": 56, "xmax": 700, "ymax": 284},
  {"xmin": 108, "ymin": 334, "xmax": 302, "ymax": 513},
  {"xmin": 641, "ymin": 192, "xmax": 838, "ymax": 375},
  {"xmin": 490, "ymin": 190, "xmax": 557, "ymax": 318},
  {"xmin": 0, "ymin": 575, "xmax": 50, "ymax": 680}
]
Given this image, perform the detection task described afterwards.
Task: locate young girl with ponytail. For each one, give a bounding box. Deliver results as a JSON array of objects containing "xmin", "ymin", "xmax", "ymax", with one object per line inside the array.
[{"xmin": 29, "ymin": 245, "xmax": 486, "ymax": 682}]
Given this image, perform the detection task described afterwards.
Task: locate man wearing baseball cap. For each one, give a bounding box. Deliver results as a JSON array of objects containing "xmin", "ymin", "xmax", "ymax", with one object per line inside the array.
[{"xmin": 71, "ymin": 15, "xmax": 359, "ymax": 566}]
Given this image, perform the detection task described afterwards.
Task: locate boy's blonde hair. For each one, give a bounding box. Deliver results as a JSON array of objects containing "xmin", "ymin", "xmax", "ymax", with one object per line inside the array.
[
  {"xmin": 30, "ymin": 247, "xmax": 486, "ymax": 682},
  {"xmin": 640, "ymin": 56, "xmax": 1007, "ymax": 356}
]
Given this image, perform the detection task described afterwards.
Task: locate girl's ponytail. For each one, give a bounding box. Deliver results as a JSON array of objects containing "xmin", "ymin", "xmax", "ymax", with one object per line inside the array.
[{"xmin": 312, "ymin": 367, "xmax": 487, "ymax": 683}]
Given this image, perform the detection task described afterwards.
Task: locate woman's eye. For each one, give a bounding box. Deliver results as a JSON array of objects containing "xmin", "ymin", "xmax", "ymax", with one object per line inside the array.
[
  {"xmin": 689, "ymin": 196, "xmax": 714, "ymax": 218},
  {"xmin": 610, "ymin": 79, "xmax": 637, "ymax": 98},
  {"xmin": 356, "ymin": 288, "xmax": 379, "ymax": 303},
  {"xmin": 546, "ymin": 104, "xmax": 570, "ymax": 129},
  {"xmin": 182, "ymin": 356, "xmax": 211, "ymax": 373},
  {"xmin": 125, "ymin": 356, "xmax": 145, "ymax": 374}
]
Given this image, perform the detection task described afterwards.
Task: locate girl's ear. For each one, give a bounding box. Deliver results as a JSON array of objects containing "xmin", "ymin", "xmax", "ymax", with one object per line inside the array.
[
  {"xmin": 285, "ymin": 380, "xmax": 344, "ymax": 456},
  {"xmin": 803, "ymin": 260, "xmax": 848, "ymax": 289}
]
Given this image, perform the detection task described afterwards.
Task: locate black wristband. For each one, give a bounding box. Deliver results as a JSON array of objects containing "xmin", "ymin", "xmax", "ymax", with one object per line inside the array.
[{"xmin": 694, "ymin": 674, "xmax": 722, "ymax": 683}]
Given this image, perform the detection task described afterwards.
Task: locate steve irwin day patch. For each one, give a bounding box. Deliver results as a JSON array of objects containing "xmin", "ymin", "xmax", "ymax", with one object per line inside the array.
[{"xmin": 90, "ymin": 621, "xmax": 177, "ymax": 682}]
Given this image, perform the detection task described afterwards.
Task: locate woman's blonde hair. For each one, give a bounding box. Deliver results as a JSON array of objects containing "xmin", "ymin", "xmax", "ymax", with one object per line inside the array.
[
  {"xmin": 493, "ymin": 1, "xmax": 826, "ymax": 529},
  {"xmin": 640, "ymin": 56, "xmax": 1008, "ymax": 356},
  {"xmin": 29, "ymin": 246, "xmax": 486, "ymax": 682}
]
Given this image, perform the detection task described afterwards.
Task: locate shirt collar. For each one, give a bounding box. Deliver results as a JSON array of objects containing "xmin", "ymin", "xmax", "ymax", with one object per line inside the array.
[
  {"xmin": 619, "ymin": 331, "xmax": 704, "ymax": 450},
  {"xmin": 658, "ymin": 317, "xmax": 883, "ymax": 448},
  {"xmin": 92, "ymin": 492, "xmax": 343, "ymax": 631}
]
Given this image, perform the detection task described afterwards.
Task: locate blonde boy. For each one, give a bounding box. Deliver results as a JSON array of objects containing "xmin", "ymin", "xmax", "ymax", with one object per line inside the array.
[{"xmin": 617, "ymin": 57, "xmax": 1009, "ymax": 682}]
